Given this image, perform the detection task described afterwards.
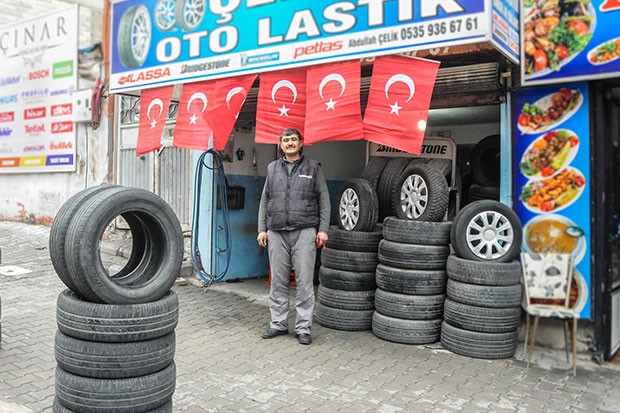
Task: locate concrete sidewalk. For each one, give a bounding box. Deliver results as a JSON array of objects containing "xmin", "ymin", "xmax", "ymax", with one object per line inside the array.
[{"xmin": 0, "ymin": 221, "xmax": 619, "ymax": 413}]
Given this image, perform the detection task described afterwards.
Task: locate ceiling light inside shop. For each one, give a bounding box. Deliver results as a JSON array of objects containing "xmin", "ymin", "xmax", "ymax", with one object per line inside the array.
[{"xmin": 418, "ymin": 119, "xmax": 427, "ymax": 131}]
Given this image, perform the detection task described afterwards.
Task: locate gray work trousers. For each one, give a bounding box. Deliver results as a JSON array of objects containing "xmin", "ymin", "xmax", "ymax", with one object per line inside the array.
[{"xmin": 267, "ymin": 228, "xmax": 317, "ymax": 335}]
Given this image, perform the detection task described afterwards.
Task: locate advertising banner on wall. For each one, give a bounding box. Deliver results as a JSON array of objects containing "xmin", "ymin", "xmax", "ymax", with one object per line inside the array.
[
  {"xmin": 110, "ymin": 0, "xmax": 517, "ymax": 93},
  {"xmin": 513, "ymin": 82, "xmax": 591, "ymax": 319},
  {"xmin": 0, "ymin": 6, "xmax": 78, "ymax": 173},
  {"xmin": 521, "ymin": 0, "xmax": 620, "ymax": 86}
]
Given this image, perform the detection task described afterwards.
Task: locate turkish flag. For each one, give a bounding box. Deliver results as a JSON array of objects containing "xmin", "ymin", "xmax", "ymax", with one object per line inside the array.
[
  {"xmin": 136, "ymin": 85, "xmax": 174, "ymax": 156},
  {"xmin": 204, "ymin": 74, "xmax": 257, "ymax": 150},
  {"xmin": 363, "ymin": 55, "xmax": 440, "ymax": 155},
  {"xmin": 255, "ymin": 68, "xmax": 306, "ymax": 144},
  {"xmin": 173, "ymin": 80, "xmax": 216, "ymax": 151},
  {"xmin": 304, "ymin": 60, "xmax": 363, "ymax": 144}
]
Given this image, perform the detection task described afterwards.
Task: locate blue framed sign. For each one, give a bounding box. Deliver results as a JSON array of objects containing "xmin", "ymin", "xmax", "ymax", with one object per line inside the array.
[{"xmin": 109, "ymin": 0, "xmax": 516, "ymax": 92}]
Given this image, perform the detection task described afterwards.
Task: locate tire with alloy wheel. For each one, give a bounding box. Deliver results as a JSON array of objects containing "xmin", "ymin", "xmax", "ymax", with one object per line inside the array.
[
  {"xmin": 117, "ymin": 5, "xmax": 151, "ymax": 68},
  {"xmin": 450, "ymin": 200, "xmax": 522, "ymax": 263},
  {"xmin": 154, "ymin": 0, "xmax": 176, "ymax": 31},
  {"xmin": 337, "ymin": 179, "xmax": 379, "ymax": 232},
  {"xmin": 393, "ymin": 163, "xmax": 449, "ymax": 222},
  {"xmin": 377, "ymin": 158, "xmax": 411, "ymax": 220},
  {"xmin": 175, "ymin": 0, "xmax": 206, "ymax": 31}
]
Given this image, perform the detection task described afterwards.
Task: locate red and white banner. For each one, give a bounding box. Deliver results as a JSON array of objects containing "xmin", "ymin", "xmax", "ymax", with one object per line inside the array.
[
  {"xmin": 205, "ymin": 74, "xmax": 257, "ymax": 150},
  {"xmin": 304, "ymin": 61, "xmax": 363, "ymax": 144},
  {"xmin": 137, "ymin": 85, "xmax": 174, "ymax": 156},
  {"xmin": 173, "ymin": 80, "xmax": 216, "ymax": 151},
  {"xmin": 362, "ymin": 55, "xmax": 440, "ymax": 155},
  {"xmin": 255, "ymin": 68, "xmax": 306, "ymax": 144}
]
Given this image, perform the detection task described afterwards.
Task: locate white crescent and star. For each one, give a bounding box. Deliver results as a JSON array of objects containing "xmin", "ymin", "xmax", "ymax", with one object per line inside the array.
[
  {"xmin": 226, "ymin": 87, "xmax": 247, "ymax": 119},
  {"xmin": 187, "ymin": 92, "xmax": 208, "ymax": 124},
  {"xmin": 271, "ymin": 80, "xmax": 297, "ymax": 117},
  {"xmin": 147, "ymin": 98, "xmax": 163, "ymax": 129},
  {"xmin": 319, "ymin": 73, "xmax": 346, "ymax": 111},
  {"xmin": 384, "ymin": 74, "xmax": 415, "ymax": 116}
]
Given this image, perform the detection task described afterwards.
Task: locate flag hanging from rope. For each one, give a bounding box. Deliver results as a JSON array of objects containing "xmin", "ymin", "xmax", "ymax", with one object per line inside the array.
[
  {"xmin": 173, "ymin": 80, "xmax": 216, "ymax": 151},
  {"xmin": 136, "ymin": 85, "xmax": 174, "ymax": 156}
]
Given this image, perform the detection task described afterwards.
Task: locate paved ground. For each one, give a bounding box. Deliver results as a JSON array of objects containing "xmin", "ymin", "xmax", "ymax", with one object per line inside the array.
[{"xmin": 1, "ymin": 221, "xmax": 619, "ymax": 413}]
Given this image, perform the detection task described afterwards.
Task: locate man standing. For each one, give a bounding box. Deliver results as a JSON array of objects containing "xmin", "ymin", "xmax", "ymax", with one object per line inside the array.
[{"xmin": 257, "ymin": 128, "xmax": 330, "ymax": 345}]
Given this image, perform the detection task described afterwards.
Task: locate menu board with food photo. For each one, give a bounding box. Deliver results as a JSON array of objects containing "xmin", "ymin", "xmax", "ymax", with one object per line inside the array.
[
  {"xmin": 521, "ymin": 0, "xmax": 620, "ymax": 86},
  {"xmin": 513, "ymin": 82, "xmax": 591, "ymax": 318}
]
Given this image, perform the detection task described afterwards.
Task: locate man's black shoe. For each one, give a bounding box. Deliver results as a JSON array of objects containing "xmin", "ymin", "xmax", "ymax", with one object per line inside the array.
[
  {"xmin": 297, "ymin": 333, "xmax": 312, "ymax": 345},
  {"xmin": 261, "ymin": 328, "xmax": 288, "ymax": 339}
]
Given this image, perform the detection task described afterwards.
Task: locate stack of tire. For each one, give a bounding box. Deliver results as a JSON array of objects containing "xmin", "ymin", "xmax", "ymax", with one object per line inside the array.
[
  {"xmin": 440, "ymin": 200, "xmax": 523, "ymax": 360},
  {"xmin": 468, "ymin": 135, "xmax": 500, "ymax": 202},
  {"xmin": 372, "ymin": 217, "xmax": 451, "ymax": 344},
  {"xmin": 49, "ymin": 185, "xmax": 183, "ymax": 413},
  {"xmin": 315, "ymin": 178, "xmax": 382, "ymax": 332}
]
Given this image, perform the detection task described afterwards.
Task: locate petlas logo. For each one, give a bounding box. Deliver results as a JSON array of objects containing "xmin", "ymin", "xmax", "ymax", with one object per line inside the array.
[
  {"xmin": 52, "ymin": 121, "xmax": 73, "ymax": 133},
  {"xmin": 24, "ymin": 107, "xmax": 46, "ymax": 119}
]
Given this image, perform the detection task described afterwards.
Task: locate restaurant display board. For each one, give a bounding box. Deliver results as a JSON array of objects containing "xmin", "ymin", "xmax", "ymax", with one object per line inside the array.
[
  {"xmin": 0, "ymin": 6, "xmax": 78, "ymax": 173},
  {"xmin": 521, "ymin": 0, "xmax": 620, "ymax": 86},
  {"xmin": 513, "ymin": 82, "xmax": 591, "ymax": 319}
]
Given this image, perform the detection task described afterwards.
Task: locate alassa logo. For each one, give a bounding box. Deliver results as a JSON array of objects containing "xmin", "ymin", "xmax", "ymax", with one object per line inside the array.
[
  {"xmin": 24, "ymin": 107, "xmax": 46, "ymax": 119},
  {"xmin": 119, "ymin": 68, "xmax": 171, "ymax": 85},
  {"xmin": 51, "ymin": 103, "xmax": 72, "ymax": 116},
  {"xmin": 52, "ymin": 121, "xmax": 73, "ymax": 133},
  {"xmin": 0, "ymin": 111, "xmax": 14, "ymax": 122},
  {"xmin": 53, "ymin": 60, "xmax": 74, "ymax": 79}
]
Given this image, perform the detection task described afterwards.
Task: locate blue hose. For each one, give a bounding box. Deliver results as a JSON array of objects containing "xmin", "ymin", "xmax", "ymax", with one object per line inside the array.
[{"xmin": 191, "ymin": 150, "xmax": 232, "ymax": 286}]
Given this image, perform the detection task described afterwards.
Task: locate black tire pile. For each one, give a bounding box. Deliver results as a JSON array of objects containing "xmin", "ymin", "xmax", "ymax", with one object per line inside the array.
[
  {"xmin": 440, "ymin": 200, "xmax": 523, "ymax": 359},
  {"xmin": 372, "ymin": 217, "xmax": 450, "ymax": 344},
  {"xmin": 50, "ymin": 185, "xmax": 184, "ymax": 413},
  {"xmin": 468, "ymin": 134, "xmax": 500, "ymax": 202}
]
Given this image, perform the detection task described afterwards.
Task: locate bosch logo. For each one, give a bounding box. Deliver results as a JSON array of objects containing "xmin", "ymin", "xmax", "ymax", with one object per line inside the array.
[
  {"xmin": 51, "ymin": 121, "xmax": 73, "ymax": 134},
  {"xmin": 51, "ymin": 103, "xmax": 72, "ymax": 116},
  {"xmin": 24, "ymin": 107, "xmax": 46, "ymax": 119},
  {"xmin": 29, "ymin": 70, "xmax": 50, "ymax": 80}
]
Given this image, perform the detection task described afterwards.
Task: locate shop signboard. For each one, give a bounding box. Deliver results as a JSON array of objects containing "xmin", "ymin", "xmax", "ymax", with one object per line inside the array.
[
  {"xmin": 110, "ymin": 0, "xmax": 518, "ymax": 93},
  {"xmin": 490, "ymin": 0, "xmax": 520, "ymax": 64},
  {"xmin": 521, "ymin": 0, "xmax": 620, "ymax": 86},
  {"xmin": 513, "ymin": 82, "xmax": 591, "ymax": 319},
  {"xmin": 0, "ymin": 6, "xmax": 78, "ymax": 173}
]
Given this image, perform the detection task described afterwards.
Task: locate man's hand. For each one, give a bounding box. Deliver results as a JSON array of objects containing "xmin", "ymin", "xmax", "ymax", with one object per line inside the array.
[
  {"xmin": 257, "ymin": 232, "xmax": 268, "ymax": 247},
  {"xmin": 316, "ymin": 231, "xmax": 328, "ymax": 248}
]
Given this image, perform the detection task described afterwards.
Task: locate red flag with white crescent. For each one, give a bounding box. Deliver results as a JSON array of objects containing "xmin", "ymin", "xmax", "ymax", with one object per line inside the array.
[
  {"xmin": 173, "ymin": 80, "xmax": 216, "ymax": 151},
  {"xmin": 362, "ymin": 55, "xmax": 440, "ymax": 155},
  {"xmin": 255, "ymin": 68, "xmax": 306, "ymax": 144},
  {"xmin": 136, "ymin": 85, "xmax": 174, "ymax": 156},
  {"xmin": 304, "ymin": 60, "xmax": 363, "ymax": 144},
  {"xmin": 205, "ymin": 74, "xmax": 257, "ymax": 150}
]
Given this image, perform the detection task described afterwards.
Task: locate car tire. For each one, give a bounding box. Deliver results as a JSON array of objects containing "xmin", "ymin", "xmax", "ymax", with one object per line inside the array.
[
  {"xmin": 378, "ymin": 240, "xmax": 450, "ymax": 270},
  {"xmin": 372, "ymin": 312, "xmax": 442, "ymax": 344},
  {"xmin": 314, "ymin": 302, "xmax": 373, "ymax": 331},
  {"xmin": 470, "ymin": 134, "xmax": 500, "ymax": 188},
  {"xmin": 446, "ymin": 279, "xmax": 522, "ymax": 308},
  {"xmin": 374, "ymin": 289, "xmax": 445, "ymax": 320},
  {"xmin": 382, "ymin": 217, "xmax": 451, "ymax": 245},
  {"xmin": 441, "ymin": 321, "xmax": 518, "ymax": 359},
  {"xmin": 337, "ymin": 179, "xmax": 379, "ymax": 232},
  {"xmin": 393, "ymin": 163, "xmax": 449, "ymax": 222},
  {"xmin": 446, "ymin": 255, "xmax": 522, "ymax": 286}
]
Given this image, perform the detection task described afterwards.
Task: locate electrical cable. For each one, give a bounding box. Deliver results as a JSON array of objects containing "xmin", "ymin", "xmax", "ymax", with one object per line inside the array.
[{"xmin": 191, "ymin": 149, "xmax": 232, "ymax": 289}]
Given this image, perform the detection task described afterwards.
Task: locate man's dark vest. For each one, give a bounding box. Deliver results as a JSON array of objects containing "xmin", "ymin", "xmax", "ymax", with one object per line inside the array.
[{"xmin": 266, "ymin": 156, "xmax": 320, "ymax": 230}]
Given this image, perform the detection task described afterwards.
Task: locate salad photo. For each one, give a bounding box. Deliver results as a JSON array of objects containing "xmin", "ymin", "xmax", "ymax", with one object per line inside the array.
[
  {"xmin": 520, "ymin": 129, "xmax": 579, "ymax": 178},
  {"xmin": 588, "ymin": 37, "xmax": 620, "ymax": 65},
  {"xmin": 519, "ymin": 167, "xmax": 586, "ymax": 212},
  {"xmin": 523, "ymin": 0, "xmax": 595, "ymax": 78},
  {"xmin": 517, "ymin": 87, "xmax": 582, "ymax": 133}
]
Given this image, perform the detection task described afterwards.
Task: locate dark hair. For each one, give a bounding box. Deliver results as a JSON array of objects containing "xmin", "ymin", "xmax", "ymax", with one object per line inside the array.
[{"xmin": 279, "ymin": 128, "xmax": 303, "ymax": 141}]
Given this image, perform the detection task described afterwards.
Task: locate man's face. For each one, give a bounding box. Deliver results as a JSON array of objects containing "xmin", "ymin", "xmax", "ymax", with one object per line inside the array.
[{"xmin": 280, "ymin": 133, "xmax": 303, "ymax": 157}]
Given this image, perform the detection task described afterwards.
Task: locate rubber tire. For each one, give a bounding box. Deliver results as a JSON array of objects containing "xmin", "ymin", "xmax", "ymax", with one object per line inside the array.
[
  {"xmin": 117, "ymin": 5, "xmax": 151, "ymax": 68},
  {"xmin": 374, "ymin": 289, "xmax": 445, "ymax": 320},
  {"xmin": 469, "ymin": 184, "xmax": 499, "ymax": 201},
  {"xmin": 64, "ymin": 186, "xmax": 184, "ymax": 304},
  {"xmin": 337, "ymin": 178, "xmax": 379, "ymax": 232},
  {"xmin": 470, "ymin": 134, "xmax": 500, "ymax": 187},
  {"xmin": 175, "ymin": 0, "xmax": 206, "ymax": 31},
  {"xmin": 360, "ymin": 156, "xmax": 390, "ymax": 191},
  {"xmin": 317, "ymin": 285, "xmax": 375, "ymax": 311},
  {"xmin": 450, "ymin": 200, "xmax": 522, "ymax": 263},
  {"xmin": 377, "ymin": 158, "xmax": 411, "ymax": 221},
  {"xmin": 382, "ymin": 217, "xmax": 451, "ymax": 245},
  {"xmin": 372, "ymin": 312, "xmax": 442, "ymax": 344},
  {"xmin": 378, "ymin": 240, "xmax": 450, "ymax": 270},
  {"xmin": 321, "ymin": 247, "xmax": 378, "ymax": 272},
  {"xmin": 443, "ymin": 298, "xmax": 521, "ymax": 333},
  {"xmin": 55, "ymin": 330, "xmax": 175, "ymax": 379},
  {"xmin": 55, "ymin": 362, "xmax": 176, "ymax": 413},
  {"xmin": 326, "ymin": 225, "xmax": 382, "ymax": 252},
  {"xmin": 446, "ymin": 279, "xmax": 522, "ymax": 308},
  {"xmin": 446, "ymin": 255, "xmax": 522, "ymax": 286},
  {"xmin": 50, "ymin": 185, "xmax": 120, "ymax": 293},
  {"xmin": 53, "ymin": 398, "xmax": 173, "ymax": 413},
  {"xmin": 393, "ymin": 163, "xmax": 449, "ymax": 222},
  {"xmin": 318, "ymin": 266, "xmax": 376, "ymax": 291},
  {"xmin": 375, "ymin": 264, "xmax": 446, "ymax": 295},
  {"xmin": 314, "ymin": 302, "xmax": 373, "ymax": 331},
  {"xmin": 441, "ymin": 321, "xmax": 518, "ymax": 359},
  {"xmin": 56, "ymin": 289, "xmax": 179, "ymax": 343}
]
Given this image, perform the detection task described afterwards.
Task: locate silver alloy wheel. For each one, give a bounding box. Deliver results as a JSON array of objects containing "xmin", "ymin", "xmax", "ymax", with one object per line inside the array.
[
  {"xmin": 399, "ymin": 173, "xmax": 429, "ymax": 219},
  {"xmin": 176, "ymin": 0, "xmax": 206, "ymax": 31},
  {"xmin": 465, "ymin": 210, "xmax": 514, "ymax": 260},
  {"xmin": 339, "ymin": 188, "xmax": 360, "ymax": 231},
  {"xmin": 155, "ymin": 0, "xmax": 176, "ymax": 31}
]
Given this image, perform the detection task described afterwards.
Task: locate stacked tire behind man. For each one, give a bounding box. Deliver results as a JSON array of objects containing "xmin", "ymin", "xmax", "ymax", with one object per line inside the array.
[
  {"xmin": 372, "ymin": 217, "xmax": 451, "ymax": 344},
  {"xmin": 49, "ymin": 185, "xmax": 183, "ymax": 412},
  {"xmin": 440, "ymin": 200, "xmax": 523, "ymax": 359},
  {"xmin": 468, "ymin": 134, "xmax": 500, "ymax": 202},
  {"xmin": 315, "ymin": 178, "xmax": 381, "ymax": 331}
]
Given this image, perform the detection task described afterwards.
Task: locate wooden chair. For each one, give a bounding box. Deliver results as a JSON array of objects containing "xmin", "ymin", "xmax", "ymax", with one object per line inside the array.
[{"xmin": 521, "ymin": 252, "xmax": 578, "ymax": 376}]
